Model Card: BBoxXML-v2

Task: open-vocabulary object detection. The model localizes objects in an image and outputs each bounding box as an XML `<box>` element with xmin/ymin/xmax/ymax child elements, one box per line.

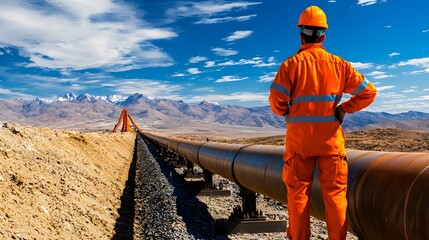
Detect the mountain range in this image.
<box><xmin>1</xmin><ymin>93</ymin><xmax>429</xmax><ymax>132</ymax></box>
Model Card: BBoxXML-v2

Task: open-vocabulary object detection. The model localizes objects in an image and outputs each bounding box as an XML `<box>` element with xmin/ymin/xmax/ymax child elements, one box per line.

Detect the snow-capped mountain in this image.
<box><xmin>0</xmin><ymin>93</ymin><xmax>429</xmax><ymax>131</ymax></box>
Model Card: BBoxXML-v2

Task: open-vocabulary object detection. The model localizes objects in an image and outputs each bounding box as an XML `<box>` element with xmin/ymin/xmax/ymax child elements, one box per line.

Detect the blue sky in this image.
<box><xmin>0</xmin><ymin>0</ymin><xmax>428</xmax><ymax>113</ymax></box>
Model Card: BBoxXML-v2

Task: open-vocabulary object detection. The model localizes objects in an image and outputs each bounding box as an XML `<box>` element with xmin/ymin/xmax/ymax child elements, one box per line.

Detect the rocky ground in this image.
<box><xmin>1</xmin><ymin>123</ymin><xmax>428</xmax><ymax>239</ymax></box>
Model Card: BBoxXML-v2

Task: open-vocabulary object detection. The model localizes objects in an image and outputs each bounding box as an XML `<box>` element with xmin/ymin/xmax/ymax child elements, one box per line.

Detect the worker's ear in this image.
<box><xmin>320</xmin><ymin>34</ymin><xmax>326</xmax><ymax>43</ymax></box>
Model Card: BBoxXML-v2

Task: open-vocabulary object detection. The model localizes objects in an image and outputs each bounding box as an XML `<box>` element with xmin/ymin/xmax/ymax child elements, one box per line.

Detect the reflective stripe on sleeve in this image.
<box><xmin>290</xmin><ymin>94</ymin><xmax>342</xmax><ymax>105</ymax></box>
<box><xmin>352</xmin><ymin>78</ymin><xmax>369</xmax><ymax>95</ymax></box>
<box><xmin>270</xmin><ymin>82</ymin><xmax>291</xmax><ymax>98</ymax></box>
<box><xmin>286</xmin><ymin>115</ymin><xmax>338</xmax><ymax>123</ymax></box>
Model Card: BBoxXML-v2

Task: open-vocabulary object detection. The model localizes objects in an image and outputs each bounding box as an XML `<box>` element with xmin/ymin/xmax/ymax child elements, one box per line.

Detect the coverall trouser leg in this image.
<box><xmin>282</xmin><ymin>152</ymin><xmax>348</xmax><ymax>240</ymax></box>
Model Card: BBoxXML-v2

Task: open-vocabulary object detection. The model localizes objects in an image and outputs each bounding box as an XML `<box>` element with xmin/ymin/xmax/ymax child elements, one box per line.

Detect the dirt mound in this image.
<box><xmin>0</xmin><ymin>123</ymin><xmax>135</xmax><ymax>239</ymax></box>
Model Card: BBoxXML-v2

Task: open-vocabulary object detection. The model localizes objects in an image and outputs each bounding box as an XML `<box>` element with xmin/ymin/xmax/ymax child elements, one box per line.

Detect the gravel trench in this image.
<box><xmin>132</xmin><ymin>134</ymin><xmax>358</xmax><ymax>239</ymax></box>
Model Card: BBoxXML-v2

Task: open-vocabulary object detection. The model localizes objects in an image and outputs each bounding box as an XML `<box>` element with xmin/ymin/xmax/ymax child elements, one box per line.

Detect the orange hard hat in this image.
<box><xmin>297</xmin><ymin>5</ymin><xmax>328</xmax><ymax>29</ymax></box>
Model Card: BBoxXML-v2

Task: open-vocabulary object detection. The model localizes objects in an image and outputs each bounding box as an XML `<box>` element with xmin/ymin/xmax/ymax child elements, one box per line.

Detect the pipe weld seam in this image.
<box><xmin>403</xmin><ymin>164</ymin><xmax>429</xmax><ymax>240</ymax></box>
<box><xmin>230</xmin><ymin>144</ymin><xmax>252</xmax><ymax>186</ymax></box>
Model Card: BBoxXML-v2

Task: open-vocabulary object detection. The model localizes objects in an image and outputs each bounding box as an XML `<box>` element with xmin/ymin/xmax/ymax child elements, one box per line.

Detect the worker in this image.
<box><xmin>269</xmin><ymin>5</ymin><xmax>377</xmax><ymax>240</ymax></box>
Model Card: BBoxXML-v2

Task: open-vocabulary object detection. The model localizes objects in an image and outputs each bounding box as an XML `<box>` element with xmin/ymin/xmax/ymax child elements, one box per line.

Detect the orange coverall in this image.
<box><xmin>269</xmin><ymin>43</ymin><xmax>377</xmax><ymax>240</ymax></box>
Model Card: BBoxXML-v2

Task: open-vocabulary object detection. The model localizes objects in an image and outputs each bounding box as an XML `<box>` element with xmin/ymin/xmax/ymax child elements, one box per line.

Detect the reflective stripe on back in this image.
<box><xmin>352</xmin><ymin>78</ymin><xmax>369</xmax><ymax>95</ymax></box>
<box><xmin>290</xmin><ymin>94</ymin><xmax>342</xmax><ymax>105</ymax></box>
<box><xmin>286</xmin><ymin>115</ymin><xmax>338</xmax><ymax>123</ymax></box>
<box><xmin>270</xmin><ymin>82</ymin><xmax>291</xmax><ymax>98</ymax></box>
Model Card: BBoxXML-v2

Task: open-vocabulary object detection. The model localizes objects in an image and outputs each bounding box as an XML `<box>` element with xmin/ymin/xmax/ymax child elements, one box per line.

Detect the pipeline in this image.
<box><xmin>142</xmin><ymin>132</ymin><xmax>429</xmax><ymax>240</ymax></box>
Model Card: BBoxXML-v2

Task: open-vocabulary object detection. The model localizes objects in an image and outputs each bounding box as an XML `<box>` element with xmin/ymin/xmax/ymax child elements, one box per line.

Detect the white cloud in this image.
<box><xmin>171</xmin><ymin>73</ymin><xmax>185</xmax><ymax>77</ymax></box>
<box><xmin>189</xmin><ymin>56</ymin><xmax>208</xmax><ymax>63</ymax></box>
<box><xmin>194</xmin><ymin>87</ymin><xmax>215</xmax><ymax>92</ymax></box>
<box><xmin>212</xmin><ymin>47</ymin><xmax>238</xmax><ymax>56</ymax></box>
<box><xmin>376</xmin><ymin>85</ymin><xmax>396</xmax><ymax>91</ymax></box>
<box><xmin>402</xmin><ymin>89</ymin><xmax>416</xmax><ymax>93</ymax></box>
<box><xmin>388</xmin><ymin>52</ymin><xmax>400</xmax><ymax>57</ymax></box>
<box><xmin>205</xmin><ymin>57</ymin><xmax>276</xmax><ymax>68</ymax></box>
<box><xmin>195</xmin><ymin>14</ymin><xmax>257</xmax><ymax>24</ymax></box>
<box><xmin>0</xmin><ymin>88</ymin><xmax>35</xmax><ymax>99</ymax></box>
<box><xmin>357</xmin><ymin>0</ymin><xmax>377</xmax><ymax>6</ymax></box>
<box><xmin>258</xmin><ymin>72</ymin><xmax>277</xmax><ymax>83</ymax></box>
<box><xmin>422</xmin><ymin>29</ymin><xmax>429</xmax><ymax>33</ymax></box>
<box><xmin>395</xmin><ymin>57</ymin><xmax>429</xmax><ymax>74</ymax></box>
<box><xmin>224</xmin><ymin>30</ymin><xmax>253</xmax><ymax>42</ymax></box>
<box><xmin>187</xmin><ymin>68</ymin><xmax>202</xmax><ymax>75</ymax></box>
<box><xmin>0</xmin><ymin>0</ymin><xmax>177</xmax><ymax>71</ymax></box>
<box><xmin>166</xmin><ymin>1</ymin><xmax>262</xmax><ymax>19</ymax></box>
<box><xmin>366</xmin><ymin>71</ymin><xmax>394</xmax><ymax>79</ymax></box>
<box><xmin>351</xmin><ymin>62</ymin><xmax>373</xmax><ymax>69</ymax></box>
<box><xmin>215</xmin><ymin>75</ymin><xmax>248</xmax><ymax>83</ymax></box>
<box><xmin>424</xmin><ymin>88</ymin><xmax>429</xmax><ymax>91</ymax></box>
<box><xmin>385</xmin><ymin>25</ymin><xmax>392</xmax><ymax>29</ymax></box>
<box><xmin>186</xmin><ymin>91</ymin><xmax>268</xmax><ymax>103</ymax></box>
<box><xmin>205</xmin><ymin>61</ymin><xmax>216</xmax><ymax>67</ymax></box>
<box><xmin>113</xmin><ymin>79</ymin><xmax>183</xmax><ymax>99</ymax></box>
<box><xmin>397</xmin><ymin>57</ymin><xmax>429</xmax><ymax>67</ymax></box>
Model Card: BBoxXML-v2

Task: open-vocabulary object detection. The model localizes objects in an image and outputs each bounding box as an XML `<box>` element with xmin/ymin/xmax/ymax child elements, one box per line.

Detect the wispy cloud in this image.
<box><xmin>388</xmin><ymin>52</ymin><xmax>400</xmax><ymax>57</ymax></box>
<box><xmin>377</xmin><ymin>85</ymin><xmax>396</xmax><ymax>91</ymax></box>
<box><xmin>205</xmin><ymin>57</ymin><xmax>276</xmax><ymax>68</ymax></box>
<box><xmin>112</xmin><ymin>79</ymin><xmax>183</xmax><ymax>99</ymax></box>
<box><xmin>195</xmin><ymin>14</ymin><xmax>257</xmax><ymax>24</ymax></box>
<box><xmin>215</xmin><ymin>75</ymin><xmax>249</xmax><ymax>83</ymax></box>
<box><xmin>194</xmin><ymin>87</ymin><xmax>215</xmax><ymax>92</ymax></box>
<box><xmin>0</xmin><ymin>72</ymin><xmax>109</xmax><ymax>97</ymax></box>
<box><xmin>171</xmin><ymin>73</ymin><xmax>186</xmax><ymax>77</ymax></box>
<box><xmin>224</xmin><ymin>30</ymin><xmax>253</xmax><ymax>42</ymax></box>
<box><xmin>357</xmin><ymin>0</ymin><xmax>377</xmax><ymax>6</ymax></box>
<box><xmin>258</xmin><ymin>72</ymin><xmax>277</xmax><ymax>83</ymax></box>
<box><xmin>422</xmin><ymin>29</ymin><xmax>429</xmax><ymax>33</ymax></box>
<box><xmin>396</xmin><ymin>57</ymin><xmax>429</xmax><ymax>67</ymax></box>
<box><xmin>0</xmin><ymin>88</ymin><xmax>34</xmax><ymax>100</ymax></box>
<box><xmin>350</xmin><ymin>62</ymin><xmax>374</xmax><ymax>69</ymax></box>
<box><xmin>0</xmin><ymin>0</ymin><xmax>177</xmax><ymax>71</ymax></box>
<box><xmin>166</xmin><ymin>1</ymin><xmax>262</xmax><ymax>20</ymax></box>
<box><xmin>186</xmin><ymin>91</ymin><xmax>268</xmax><ymax>103</ymax></box>
<box><xmin>189</xmin><ymin>56</ymin><xmax>208</xmax><ymax>63</ymax></box>
<box><xmin>395</xmin><ymin>57</ymin><xmax>429</xmax><ymax>74</ymax></box>
<box><xmin>212</xmin><ymin>47</ymin><xmax>238</xmax><ymax>56</ymax></box>
<box><xmin>366</xmin><ymin>71</ymin><xmax>395</xmax><ymax>79</ymax></box>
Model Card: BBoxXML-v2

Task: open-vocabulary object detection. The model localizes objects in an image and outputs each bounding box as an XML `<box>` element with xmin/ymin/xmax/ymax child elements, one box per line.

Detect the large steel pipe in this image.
<box><xmin>142</xmin><ymin>132</ymin><xmax>429</xmax><ymax>239</ymax></box>
<box><xmin>198</xmin><ymin>142</ymin><xmax>249</xmax><ymax>182</ymax></box>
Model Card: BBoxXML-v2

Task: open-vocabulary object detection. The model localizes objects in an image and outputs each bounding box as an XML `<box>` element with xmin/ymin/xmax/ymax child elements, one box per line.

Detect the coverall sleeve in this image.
<box><xmin>269</xmin><ymin>62</ymin><xmax>292</xmax><ymax>116</ymax></box>
<box><xmin>341</xmin><ymin>63</ymin><xmax>377</xmax><ymax>113</ymax></box>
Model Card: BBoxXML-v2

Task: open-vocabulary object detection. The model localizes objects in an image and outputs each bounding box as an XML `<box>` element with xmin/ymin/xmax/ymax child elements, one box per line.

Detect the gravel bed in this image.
<box><xmin>134</xmin><ymin>135</ymin><xmax>213</xmax><ymax>239</ymax></box>
<box><xmin>135</xmin><ymin>135</ymin><xmax>358</xmax><ymax>239</ymax></box>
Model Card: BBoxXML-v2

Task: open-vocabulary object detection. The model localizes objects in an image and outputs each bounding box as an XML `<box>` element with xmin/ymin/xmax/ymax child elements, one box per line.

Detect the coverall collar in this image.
<box><xmin>297</xmin><ymin>43</ymin><xmax>325</xmax><ymax>53</ymax></box>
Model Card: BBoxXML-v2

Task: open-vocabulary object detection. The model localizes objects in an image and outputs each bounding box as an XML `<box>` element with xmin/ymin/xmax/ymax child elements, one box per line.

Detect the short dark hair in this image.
<box><xmin>301</xmin><ymin>32</ymin><xmax>323</xmax><ymax>43</ymax></box>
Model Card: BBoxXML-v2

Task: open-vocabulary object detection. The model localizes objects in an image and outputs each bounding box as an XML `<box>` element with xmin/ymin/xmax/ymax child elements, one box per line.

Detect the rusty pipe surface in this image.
<box><xmin>142</xmin><ymin>132</ymin><xmax>429</xmax><ymax>239</ymax></box>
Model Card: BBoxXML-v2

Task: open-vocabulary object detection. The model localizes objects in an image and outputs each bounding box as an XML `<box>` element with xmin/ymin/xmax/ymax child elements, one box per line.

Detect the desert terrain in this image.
<box><xmin>0</xmin><ymin>123</ymin><xmax>428</xmax><ymax>239</ymax></box>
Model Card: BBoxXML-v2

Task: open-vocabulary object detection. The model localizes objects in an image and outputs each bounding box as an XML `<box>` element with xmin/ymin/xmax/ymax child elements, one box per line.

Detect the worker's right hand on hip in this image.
<box><xmin>335</xmin><ymin>105</ymin><xmax>346</xmax><ymax>124</ymax></box>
